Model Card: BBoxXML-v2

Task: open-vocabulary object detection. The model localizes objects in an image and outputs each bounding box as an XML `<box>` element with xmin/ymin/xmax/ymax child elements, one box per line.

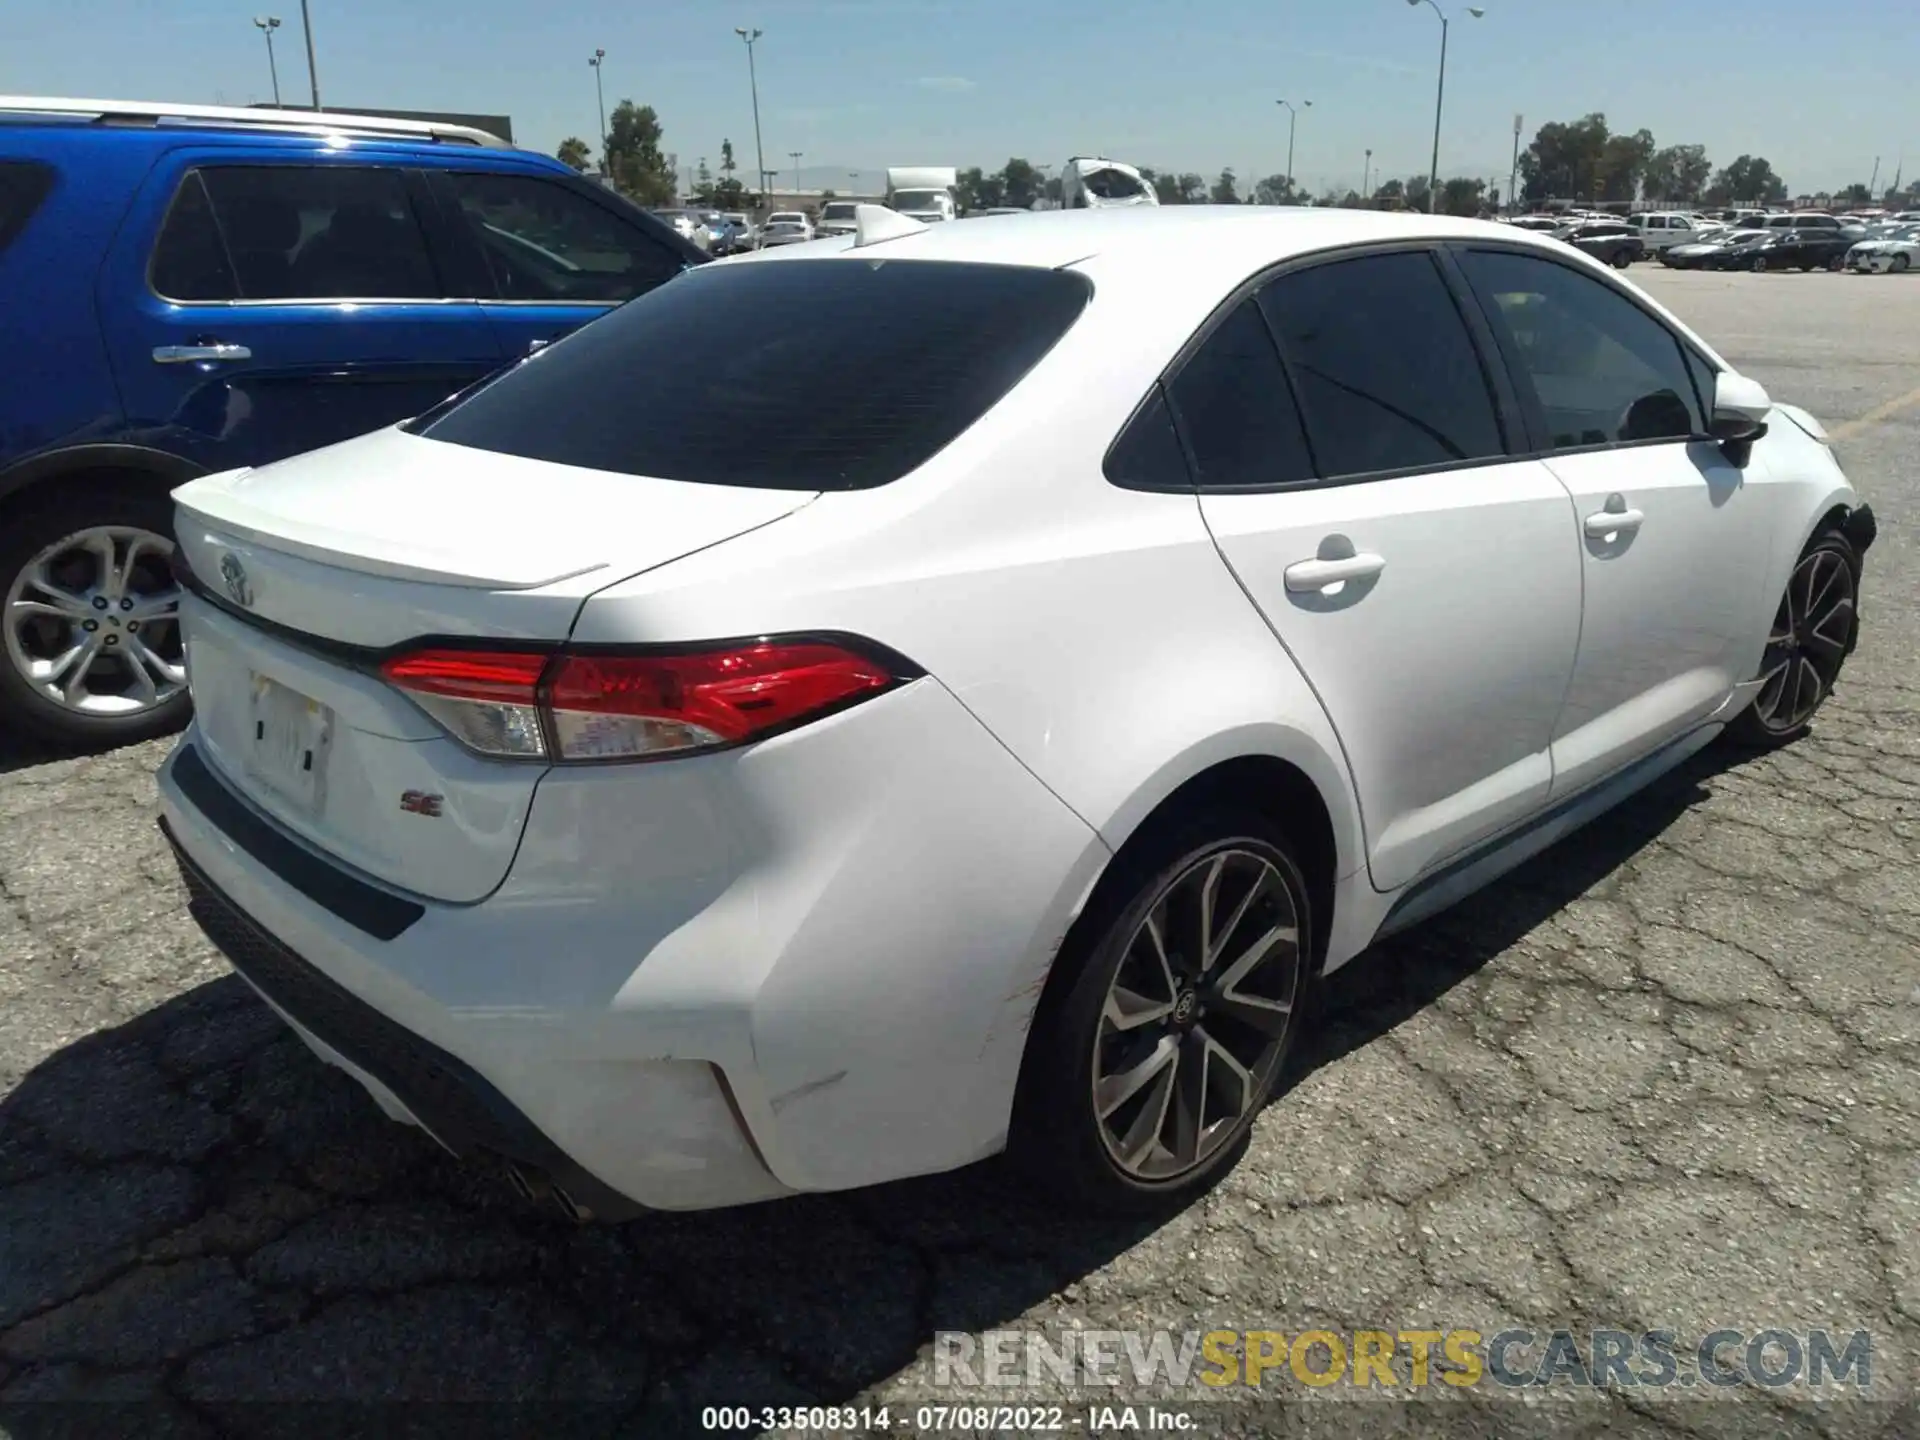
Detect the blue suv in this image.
<box><xmin>0</xmin><ymin>98</ymin><xmax>706</xmax><ymax>749</ymax></box>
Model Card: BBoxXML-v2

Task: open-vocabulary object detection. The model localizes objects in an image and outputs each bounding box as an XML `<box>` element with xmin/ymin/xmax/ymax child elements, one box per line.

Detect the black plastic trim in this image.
<box><xmin>1844</xmin><ymin>502</ymin><xmax>1877</xmax><ymax>556</ymax></box>
<box><xmin>170</xmin><ymin>743</ymin><xmax>425</xmax><ymax>940</ymax></box>
<box><xmin>162</xmin><ymin>825</ymin><xmax>647</xmax><ymax>1221</ymax></box>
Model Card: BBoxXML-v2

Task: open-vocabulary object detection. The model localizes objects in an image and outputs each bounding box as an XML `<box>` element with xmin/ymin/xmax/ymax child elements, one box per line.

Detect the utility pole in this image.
<box><xmin>1509</xmin><ymin>113</ymin><xmax>1523</xmax><ymax>215</ymax></box>
<box><xmin>589</xmin><ymin>50</ymin><xmax>609</xmax><ymax>179</ymax></box>
<box><xmin>253</xmin><ymin>16</ymin><xmax>283</xmax><ymax>107</ymax></box>
<box><xmin>789</xmin><ymin>151</ymin><xmax>804</xmax><ymax>201</ymax></box>
<box><xmin>1276</xmin><ymin>99</ymin><xmax>1312</xmax><ymax>203</ymax></box>
<box><xmin>1363</xmin><ymin>147</ymin><xmax>1372</xmax><ymax>202</ymax></box>
<box><xmin>299</xmin><ymin>0</ymin><xmax>321</xmax><ymax>110</ymax></box>
<box><xmin>735</xmin><ymin>28</ymin><xmax>768</xmax><ymax>206</ymax></box>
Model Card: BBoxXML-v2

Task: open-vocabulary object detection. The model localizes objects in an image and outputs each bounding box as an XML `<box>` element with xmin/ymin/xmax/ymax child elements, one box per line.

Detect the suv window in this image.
<box><xmin>413</xmin><ymin>259</ymin><xmax>1090</xmax><ymax>490</ymax></box>
<box><xmin>1258</xmin><ymin>250</ymin><xmax>1505</xmax><ymax>479</ymax></box>
<box><xmin>1164</xmin><ymin>299</ymin><xmax>1315</xmax><ymax>489</ymax></box>
<box><xmin>1457</xmin><ymin>248</ymin><xmax>1705</xmax><ymax>449</ymax></box>
<box><xmin>0</xmin><ymin>161</ymin><xmax>54</xmax><ymax>256</ymax></box>
<box><xmin>152</xmin><ymin>166</ymin><xmax>441</xmax><ymax>300</ymax></box>
<box><xmin>444</xmin><ymin>171</ymin><xmax>684</xmax><ymax>302</ymax></box>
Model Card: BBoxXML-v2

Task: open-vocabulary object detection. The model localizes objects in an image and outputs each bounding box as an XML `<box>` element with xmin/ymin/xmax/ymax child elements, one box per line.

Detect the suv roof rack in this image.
<box><xmin>0</xmin><ymin>96</ymin><xmax>513</xmax><ymax>150</ymax></box>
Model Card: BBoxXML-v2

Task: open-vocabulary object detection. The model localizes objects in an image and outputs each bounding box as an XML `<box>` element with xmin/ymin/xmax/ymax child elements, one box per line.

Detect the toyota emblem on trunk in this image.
<box><xmin>219</xmin><ymin>552</ymin><xmax>253</xmax><ymax>608</ymax></box>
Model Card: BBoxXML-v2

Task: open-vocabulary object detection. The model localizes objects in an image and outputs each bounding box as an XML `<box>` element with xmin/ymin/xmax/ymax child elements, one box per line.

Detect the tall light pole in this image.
<box><xmin>1363</xmin><ymin>147</ymin><xmax>1373</xmax><ymax>202</ymax></box>
<box><xmin>1508</xmin><ymin>113</ymin><xmax>1522</xmax><ymax>214</ymax></box>
<box><xmin>588</xmin><ymin>50</ymin><xmax>609</xmax><ymax>178</ymax></box>
<box><xmin>789</xmin><ymin>150</ymin><xmax>804</xmax><ymax>200</ymax></box>
<box><xmin>735</xmin><ymin>28</ymin><xmax>768</xmax><ymax>206</ymax></box>
<box><xmin>252</xmin><ymin>16</ymin><xmax>283</xmax><ymax>106</ymax></box>
<box><xmin>1406</xmin><ymin>0</ymin><xmax>1484</xmax><ymax>213</ymax></box>
<box><xmin>1276</xmin><ymin>99</ymin><xmax>1311</xmax><ymax>202</ymax></box>
<box><xmin>298</xmin><ymin>0</ymin><xmax>321</xmax><ymax>110</ymax></box>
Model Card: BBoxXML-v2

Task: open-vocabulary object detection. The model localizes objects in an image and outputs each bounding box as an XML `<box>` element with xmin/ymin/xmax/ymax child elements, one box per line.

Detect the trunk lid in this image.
<box><xmin>171</xmin><ymin>426</ymin><xmax>816</xmax><ymax>903</ymax></box>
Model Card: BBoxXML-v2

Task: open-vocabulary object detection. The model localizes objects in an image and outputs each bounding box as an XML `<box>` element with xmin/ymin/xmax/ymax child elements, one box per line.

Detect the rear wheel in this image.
<box><xmin>1611</xmin><ymin>248</ymin><xmax>1634</xmax><ymax>269</ymax></box>
<box><xmin>0</xmin><ymin>483</ymin><xmax>189</xmax><ymax>751</ymax></box>
<box><xmin>1894</xmin><ymin>254</ymin><xmax>1911</xmax><ymax>274</ymax></box>
<box><xmin>1010</xmin><ymin>811</ymin><xmax>1315</xmax><ymax>1214</ymax></box>
<box><xmin>1751</xmin><ymin>254</ymin><xmax>1770</xmax><ymax>272</ymax></box>
<box><xmin>1827</xmin><ymin>254</ymin><xmax>1846</xmax><ymax>272</ymax></box>
<box><xmin>1725</xmin><ymin>528</ymin><xmax>1860</xmax><ymax>750</ymax></box>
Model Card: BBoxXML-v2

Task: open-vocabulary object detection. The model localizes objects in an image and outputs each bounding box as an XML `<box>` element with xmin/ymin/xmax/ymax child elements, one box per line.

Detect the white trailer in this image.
<box><xmin>886</xmin><ymin>166</ymin><xmax>959</xmax><ymax>223</ymax></box>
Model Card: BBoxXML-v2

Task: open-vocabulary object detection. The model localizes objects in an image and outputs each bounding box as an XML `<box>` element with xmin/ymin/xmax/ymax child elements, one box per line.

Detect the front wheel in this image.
<box><xmin>1827</xmin><ymin>255</ymin><xmax>1846</xmax><ymax>272</ymax></box>
<box><xmin>1751</xmin><ymin>255</ymin><xmax>1770</xmax><ymax>272</ymax></box>
<box><xmin>1611</xmin><ymin>248</ymin><xmax>1634</xmax><ymax>269</ymax></box>
<box><xmin>1894</xmin><ymin>254</ymin><xmax>1911</xmax><ymax>274</ymax></box>
<box><xmin>1725</xmin><ymin>528</ymin><xmax>1861</xmax><ymax>750</ymax></box>
<box><xmin>1010</xmin><ymin>812</ymin><xmax>1315</xmax><ymax>1214</ymax></box>
<box><xmin>0</xmin><ymin>482</ymin><xmax>190</xmax><ymax>751</ymax></box>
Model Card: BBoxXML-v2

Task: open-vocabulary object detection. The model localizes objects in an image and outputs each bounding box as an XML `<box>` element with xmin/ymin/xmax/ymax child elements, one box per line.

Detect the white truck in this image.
<box><xmin>1061</xmin><ymin>156</ymin><xmax>1159</xmax><ymax>209</ymax></box>
<box><xmin>886</xmin><ymin>166</ymin><xmax>959</xmax><ymax>223</ymax></box>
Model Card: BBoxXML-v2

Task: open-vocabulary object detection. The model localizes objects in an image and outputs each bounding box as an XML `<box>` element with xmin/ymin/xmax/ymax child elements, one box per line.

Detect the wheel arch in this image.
<box><xmin>0</xmin><ymin>444</ymin><xmax>204</xmax><ymax>515</ymax></box>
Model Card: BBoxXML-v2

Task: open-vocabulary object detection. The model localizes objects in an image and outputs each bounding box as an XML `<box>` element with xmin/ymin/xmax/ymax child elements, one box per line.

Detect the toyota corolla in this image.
<box><xmin>159</xmin><ymin>205</ymin><xmax>1874</xmax><ymax>1219</ymax></box>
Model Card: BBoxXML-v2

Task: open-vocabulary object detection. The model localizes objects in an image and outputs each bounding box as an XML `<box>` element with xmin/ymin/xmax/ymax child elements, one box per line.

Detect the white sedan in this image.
<box><xmin>1845</xmin><ymin>224</ymin><xmax>1920</xmax><ymax>273</ymax></box>
<box><xmin>158</xmin><ymin>205</ymin><xmax>1875</xmax><ymax>1219</ymax></box>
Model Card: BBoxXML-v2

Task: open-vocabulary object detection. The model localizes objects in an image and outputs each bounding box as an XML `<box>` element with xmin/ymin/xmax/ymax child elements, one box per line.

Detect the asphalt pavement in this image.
<box><xmin>1</xmin><ymin>267</ymin><xmax>1916</xmax><ymax>1439</ymax></box>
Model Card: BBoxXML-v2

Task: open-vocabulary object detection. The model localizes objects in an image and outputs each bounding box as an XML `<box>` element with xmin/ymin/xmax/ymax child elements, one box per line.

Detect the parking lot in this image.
<box><xmin>1</xmin><ymin>267</ymin><xmax>1916</xmax><ymax>1435</ymax></box>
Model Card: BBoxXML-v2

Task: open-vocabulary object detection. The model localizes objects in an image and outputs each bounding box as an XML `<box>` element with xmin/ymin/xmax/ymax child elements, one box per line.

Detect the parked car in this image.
<box><xmin>757</xmin><ymin>220</ymin><xmax>813</xmax><ymax>248</ymax></box>
<box><xmin>815</xmin><ymin>200</ymin><xmax>860</xmax><ymax>238</ymax></box>
<box><xmin>717</xmin><ymin>211</ymin><xmax>758</xmax><ymax>251</ymax></box>
<box><xmin>0</xmin><ymin>95</ymin><xmax>706</xmax><ymax>748</ymax></box>
<box><xmin>1845</xmin><ymin>223</ymin><xmax>1920</xmax><ymax>274</ymax></box>
<box><xmin>1658</xmin><ymin>227</ymin><xmax>1763</xmax><ymax>268</ymax></box>
<box><xmin>650</xmin><ymin>208</ymin><xmax>711</xmax><ymax>252</ymax></box>
<box><xmin>1504</xmin><ymin>215</ymin><xmax>1563</xmax><ymax>232</ymax></box>
<box><xmin>1728</xmin><ymin>227</ymin><xmax>1854</xmax><ymax>272</ymax></box>
<box><xmin>157</xmin><ymin>207</ymin><xmax>1872</xmax><ymax>1218</ymax></box>
<box><xmin>764</xmin><ymin>210</ymin><xmax>814</xmax><ymax>239</ymax></box>
<box><xmin>1553</xmin><ymin>219</ymin><xmax>1643</xmax><ymax>268</ymax></box>
<box><xmin>1630</xmin><ymin>211</ymin><xmax>1719</xmax><ymax>251</ymax></box>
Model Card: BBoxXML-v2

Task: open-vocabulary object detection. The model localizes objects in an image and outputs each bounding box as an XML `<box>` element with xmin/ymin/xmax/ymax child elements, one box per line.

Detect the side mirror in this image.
<box><xmin>1710</xmin><ymin>371</ymin><xmax>1771</xmax><ymax>444</ymax></box>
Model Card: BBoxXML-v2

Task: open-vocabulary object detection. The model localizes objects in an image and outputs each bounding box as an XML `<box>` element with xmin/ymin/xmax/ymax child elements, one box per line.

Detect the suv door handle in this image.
<box><xmin>153</xmin><ymin>343</ymin><xmax>252</xmax><ymax>365</ymax></box>
<box><xmin>1584</xmin><ymin>506</ymin><xmax>1645</xmax><ymax>537</ymax></box>
<box><xmin>1283</xmin><ymin>552</ymin><xmax>1387</xmax><ymax>593</ymax></box>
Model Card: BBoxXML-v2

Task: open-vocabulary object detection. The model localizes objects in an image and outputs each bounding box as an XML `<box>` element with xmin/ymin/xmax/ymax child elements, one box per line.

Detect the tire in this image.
<box><xmin>1724</xmin><ymin>526</ymin><xmax>1861</xmax><ymax>751</ymax></box>
<box><xmin>1827</xmin><ymin>255</ymin><xmax>1845</xmax><ymax>272</ymax></box>
<box><xmin>1009</xmin><ymin>808</ymin><xmax>1317</xmax><ymax>1215</ymax></box>
<box><xmin>1751</xmin><ymin>255</ymin><xmax>1769</xmax><ymax>272</ymax></box>
<box><xmin>0</xmin><ymin>480</ymin><xmax>190</xmax><ymax>751</ymax></box>
<box><xmin>1894</xmin><ymin>254</ymin><xmax>1911</xmax><ymax>274</ymax></box>
<box><xmin>1611</xmin><ymin>248</ymin><xmax>1633</xmax><ymax>269</ymax></box>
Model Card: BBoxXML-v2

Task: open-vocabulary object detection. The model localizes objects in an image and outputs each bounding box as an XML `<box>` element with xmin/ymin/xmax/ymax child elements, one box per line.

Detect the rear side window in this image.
<box><xmin>1104</xmin><ymin>387</ymin><xmax>1192</xmax><ymax>490</ymax></box>
<box><xmin>152</xmin><ymin>166</ymin><xmax>441</xmax><ymax>300</ymax></box>
<box><xmin>413</xmin><ymin>259</ymin><xmax>1090</xmax><ymax>490</ymax></box>
<box><xmin>1258</xmin><ymin>251</ymin><xmax>1506</xmax><ymax>480</ymax></box>
<box><xmin>443</xmin><ymin>171</ymin><xmax>685</xmax><ymax>301</ymax></box>
<box><xmin>1164</xmin><ymin>299</ymin><xmax>1315</xmax><ymax>489</ymax></box>
<box><xmin>0</xmin><ymin>161</ymin><xmax>54</xmax><ymax>256</ymax></box>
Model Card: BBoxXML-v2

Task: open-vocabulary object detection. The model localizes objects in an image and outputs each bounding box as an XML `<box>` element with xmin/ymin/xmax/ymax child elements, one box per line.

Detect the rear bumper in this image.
<box><xmin>157</xmin><ymin>676</ymin><xmax>1107</xmax><ymax>1213</ymax></box>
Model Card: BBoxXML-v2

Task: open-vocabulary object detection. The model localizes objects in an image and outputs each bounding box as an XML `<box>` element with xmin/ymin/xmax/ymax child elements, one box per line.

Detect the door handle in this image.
<box><xmin>1584</xmin><ymin>507</ymin><xmax>1645</xmax><ymax>537</ymax></box>
<box><xmin>153</xmin><ymin>343</ymin><xmax>252</xmax><ymax>365</ymax></box>
<box><xmin>1283</xmin><ymin>552</ymin><xmax>1387</xmax><ymax>593</ymax></box>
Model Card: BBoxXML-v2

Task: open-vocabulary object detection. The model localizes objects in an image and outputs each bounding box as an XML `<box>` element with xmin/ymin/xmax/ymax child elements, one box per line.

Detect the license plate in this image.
<box><xmin>245</xmin><ymin>673</ymin><xmax>334</xmax><ymax>815</ymax></box>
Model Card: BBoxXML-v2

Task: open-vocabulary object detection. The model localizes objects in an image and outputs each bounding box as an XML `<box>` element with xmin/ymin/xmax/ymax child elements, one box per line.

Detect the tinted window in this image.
<box><xmin>150</xmin><ymin>171</ymin><xmax>240</xmax><ymax>300</ymax></box>
<box><xmin>1259</xmin><ymin>251</ymin><xmax>1505</xmax><ymax>479</ymax></box>
<box><xmin>0</xmin><ymin>161</ymin><xmax>54</xmax><ymax>256</ymax></box>
<box><xmin>1105</xmin><ymin>387</ymin><xmax>1192</xmax><ymax>490</ymax></box>
<box><xmin>445</xmin><ymin>171</ymin><xmax>684</xmax><ymax>302</ymax></box>
<box><xmin>414</xmin><ymin>259</ymin><xmax>1089</xmax><ymax>490</ymax></box>
<box><xmin>193</xmin><ymin>166</ymin><xmax>441</xmax><ymax>299</ymax></box>
<box><xmin>1165</xmin><ymin>300</ymin><xmax>1315</xmax><ymax>489</ymax></box>
<box><xmin>1683</xmin><ymin>347</ymin><xmax>1719</xmax><ymax>419</ymax></box>
<box><xmin>1458</xmin><ymin>248</ymin><xmax>1705</xmax><ymax>449</ymax></box>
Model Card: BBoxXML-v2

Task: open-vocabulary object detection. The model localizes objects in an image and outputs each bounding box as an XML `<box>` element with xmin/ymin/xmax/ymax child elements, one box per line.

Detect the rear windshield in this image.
<box><xmin>412</xmin><ymin>258</ymin><xmax>1092</xmax><ymax>490</ymax></box>
<box><xmin>0</xmin><ymin>161</ymin><xmax>55</xmax><ymax>256</ymax></box>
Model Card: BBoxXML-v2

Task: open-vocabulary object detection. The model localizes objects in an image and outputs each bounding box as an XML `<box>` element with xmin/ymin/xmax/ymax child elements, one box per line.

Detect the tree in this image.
<box><xmin>1439</xmin><ymin>176</ymin><xmax>1486</xmax><ymax>216</ymax></box>
<box><xmin>1339</xmin><ymin>189</ymin><xmax>1364</xmax><ymax>208</ymax></box>
<box><xmin>999</xmin><ymin>158</ymin><xmax>1041</xmax><ymax>209</ymax></box>
<box><xmin>1209</xmin><ymin>168</ymin><xmax>1240</xmax><ymax>205</ymax></box>
<box><xmin>695</xmin><ymin>157</ymin><xmax>713</xmax><ymax>200</ymax></box>
<box><xmin>1597</xmin><ymin>128</ymin><xmax>1655</xmax><ymax>202</ymax></box>
<box><xmin>1837</xmin><ymin>182</ymin><xmax>1872</xmax><ymax>205</ymax></box>
<box><xmin>1517</xmin><ymin>113</ymin><xmax>1611</xmax><ymax>203</ymax></box>
<box><xmin>720</xmin><ymin>139</ymin><xmax>738</xmax><ymax>183</ymax></box>
<box><xmin>1149</xmin><ymin>169</ymin><xmax>1183</xmax><ymax>204</ymax></box>
<box><xmin>1643</xmin><ymin>143</ymin><xmax>1711</xmax><ymax>204</ymax></box>
<box><xmin>1251</xmin><ymin>173</ymin><xmax>1296</xmax><ymax>205</ymax></box>
<box><xmin>1373</xmin><ymin>177</ymin><xmax>1405</xmax><ymax>209</ymax></box>
<box><xmin>556</xmin><ymin>137</ymin><xmax>592</xmax><ymax>173</ymax></box>
<box><xmin>604</xmin><ymin>100</ymin><xmax>675</xmax><ymax>206</ymax></box>
<box><xmin>1707</xmin><ymin>154</ymin><xmax>1787</xmax><ymax>206</ymax></box>
<box><xmin>955</xmin><ymin>166</ymin><xmax>1004</xmax><ymax>212</ymax></box>
<box><xmin>1177</xmin><ymin>173</ymin><xmax>1207</xmax><ymax>205</ymax></box>
<box><xmin>1405</xmin><ymin>173</ymin><xmax>1432</xmax><ymax>209</ymax></box>
<box><xmin>1043</xmin><ymin>175</ymin><xmax>1063</xmax><ymax>207</ymax></box>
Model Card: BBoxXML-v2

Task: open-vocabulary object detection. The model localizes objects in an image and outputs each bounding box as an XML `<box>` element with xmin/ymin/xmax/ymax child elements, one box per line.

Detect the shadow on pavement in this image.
<box><xmin>0</xmin><ymin>749</ymin><xmax>1729</xmax><ymax>1433</ymax></box>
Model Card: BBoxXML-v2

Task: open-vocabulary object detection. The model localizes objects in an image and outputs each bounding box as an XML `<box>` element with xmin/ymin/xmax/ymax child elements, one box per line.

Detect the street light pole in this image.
<box><xmin>1407</xmin><ymin>0</ymin><xmax>1484</xmax><ymax>213</ymax></box>
<box><xmin>253</xmin><ymin>16</ymin><xmax>283</xmax><ymax>107</ymax></box>
<box><xmin>789</xmin><ymin>150</ymin><xmax>803</xmax><ymax>201</ymax></box>
<box><xmin>1276</xmin><ymin>99</ymin><xmax>1312</xmax><ymax>203</ymax></box>
<box><xmin>1363</xmin><ymin>147</ymin><xmax>1372</xmax><ymax>201</ymax></box>
<box><xmin>298</xmin><ymin>0</ymin><xmax>321</xmax><ymax>110</ymax></box>
<box><xmin>589</xmin><ymin>50</ymin><xmax>609</xmax><ymax>179</ymax></box>
<box><xmin>735</xmin><ymin>28</ymin><xmax>768</xmax><ymax>206</ymax></box>
<box><xmin>1509</xmin><ymin>113</ymin><xmax>1522</xmax><ymax>214</ymax></box>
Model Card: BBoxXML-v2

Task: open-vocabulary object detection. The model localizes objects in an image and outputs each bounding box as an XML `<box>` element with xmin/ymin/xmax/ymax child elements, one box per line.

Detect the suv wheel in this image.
<box><xmin>1611</xmin><ymin>248</ymin><xmax>1634</xmax><ymax>269</ymax></box>
<box><xmin>0</xmin><ymin>483</ymin><xmax>190</xmax><ymax>751</ymax></box>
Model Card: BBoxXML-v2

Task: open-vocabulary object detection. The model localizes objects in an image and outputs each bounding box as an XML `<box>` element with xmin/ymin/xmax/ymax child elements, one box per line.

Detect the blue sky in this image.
<box><xmin>6</xmin><ymin>0</ymin><xmax>1913</xmax><ymax>199</ymax></box>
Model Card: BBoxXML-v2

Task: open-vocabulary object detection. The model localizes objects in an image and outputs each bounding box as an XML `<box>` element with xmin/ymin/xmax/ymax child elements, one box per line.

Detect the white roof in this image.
<box><xmin>0</xmin><ymin>95</ymin><xmax>512</xmax><ymax>149</ymax></box>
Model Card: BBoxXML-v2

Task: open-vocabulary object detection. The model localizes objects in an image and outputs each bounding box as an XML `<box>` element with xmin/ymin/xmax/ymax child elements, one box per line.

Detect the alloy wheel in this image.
<box><xmin>1091</xmin><ymin>847</ymin><xmax>1302</xmax><ymax>1182</ymax></box>
<box><xmin>1751</xmin><ymin>547</ymin><xmax>1854</xmax><ymax>734</ymax></box>
<box><xmin>3</xmin><ymin>526</ymin><xmax>186</xmax><ymax>716</ymax></box>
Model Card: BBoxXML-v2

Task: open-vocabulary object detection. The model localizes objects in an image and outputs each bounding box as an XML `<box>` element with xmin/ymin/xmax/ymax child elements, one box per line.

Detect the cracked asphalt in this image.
<box><xmin>2</xmin><ymin>269</ymin><xmax>1917</xmax><ymax>1439</ymax></box>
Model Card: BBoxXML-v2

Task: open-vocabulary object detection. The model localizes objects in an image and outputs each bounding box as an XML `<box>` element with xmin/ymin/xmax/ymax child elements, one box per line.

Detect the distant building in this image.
<box><xmin>250</xmin><ymin>103</ymin><xmax>512</xmax><ymax>143</ymax></box>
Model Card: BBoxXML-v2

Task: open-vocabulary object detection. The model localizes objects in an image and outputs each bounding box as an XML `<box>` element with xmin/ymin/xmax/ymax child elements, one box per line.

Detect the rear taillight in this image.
<box><xmin>378</xmin><ymin>637</ymin><xmax>913</xmax><ymax>763</ymax></box>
